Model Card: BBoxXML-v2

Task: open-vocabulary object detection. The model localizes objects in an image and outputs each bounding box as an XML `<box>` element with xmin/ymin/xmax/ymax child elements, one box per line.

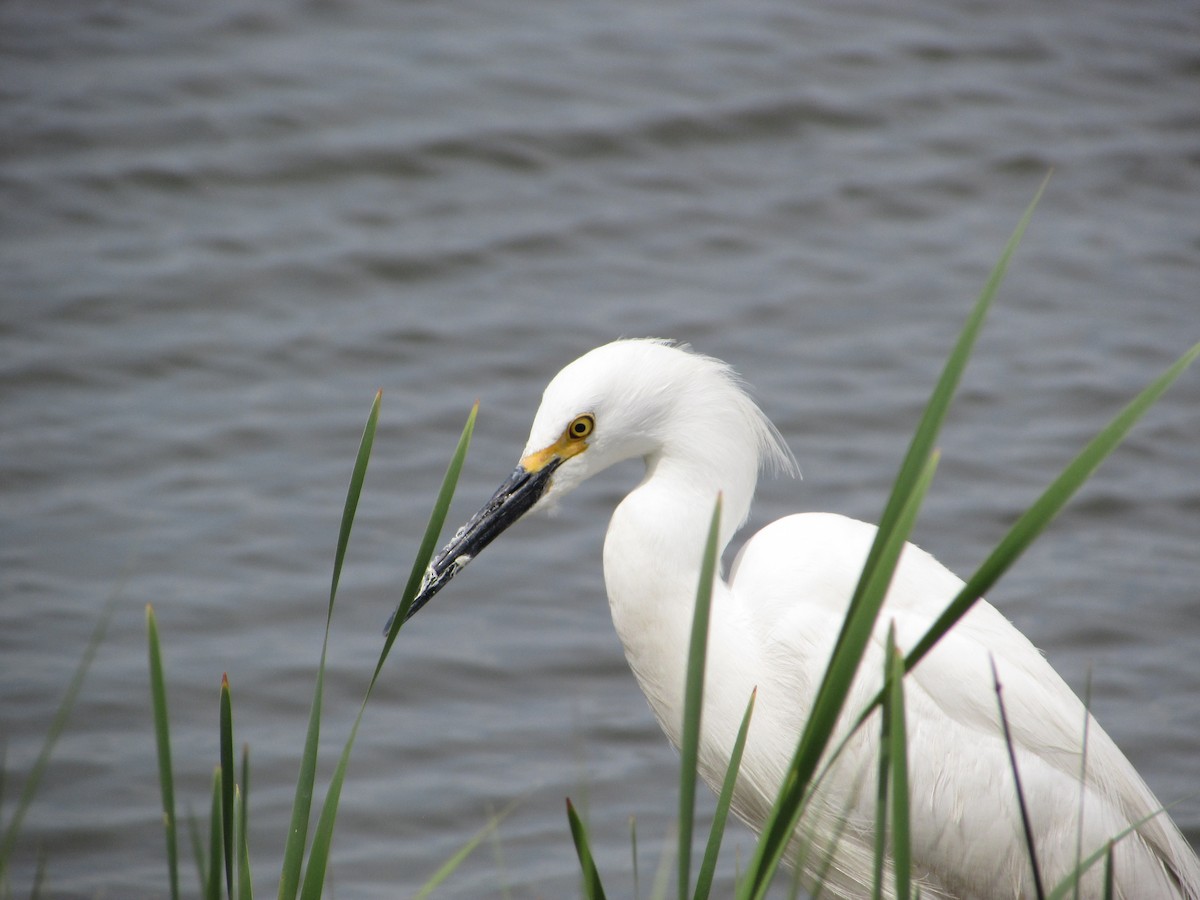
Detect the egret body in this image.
<box><xmin>398</xmin><ymin>338</ymin><xmax>1199</xmax><ymax>899</ymax></box>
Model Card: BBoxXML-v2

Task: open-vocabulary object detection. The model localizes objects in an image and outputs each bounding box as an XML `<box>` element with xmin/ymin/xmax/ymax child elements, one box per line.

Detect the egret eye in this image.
<box><xmin>567</xmin><ymin>414</ymin><xmax>594</xmax><ymax>440</ymax></box>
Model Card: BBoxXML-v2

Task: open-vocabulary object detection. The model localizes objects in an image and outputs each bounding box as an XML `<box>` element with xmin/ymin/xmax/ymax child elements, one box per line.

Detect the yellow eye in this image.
<box><xmin>567</xmin><ymin>414</ymin><xmax>594</xmax><ymax>440</ymax></box>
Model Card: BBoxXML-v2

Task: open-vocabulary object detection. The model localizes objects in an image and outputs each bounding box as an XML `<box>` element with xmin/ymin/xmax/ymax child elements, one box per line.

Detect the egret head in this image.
<box><xmin>388</xmin><ymin>338</ymin><xmax>793</xmax><ymax>626</ymax></box>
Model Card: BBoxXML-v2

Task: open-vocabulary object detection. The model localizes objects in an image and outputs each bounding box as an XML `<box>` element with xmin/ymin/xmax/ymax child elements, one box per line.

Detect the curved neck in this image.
<box><xmin>602</xmin><ymin>447</ymin><xmax>757</xmax><ymax>748</ymax></box>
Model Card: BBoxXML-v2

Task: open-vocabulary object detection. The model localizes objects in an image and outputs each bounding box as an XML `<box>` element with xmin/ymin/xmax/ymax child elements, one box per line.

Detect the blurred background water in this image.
<box><xmin>2</xmin><ymin>0</ymin><xmax>1198</xmax><ymax>896</ymax></box>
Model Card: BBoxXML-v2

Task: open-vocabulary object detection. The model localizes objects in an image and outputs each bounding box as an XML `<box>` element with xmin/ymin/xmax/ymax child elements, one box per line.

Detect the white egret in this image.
<box><xmin>398</xmin><ymin>338</ymin><xmax>1200</xmax><ymax>899</ymax></box>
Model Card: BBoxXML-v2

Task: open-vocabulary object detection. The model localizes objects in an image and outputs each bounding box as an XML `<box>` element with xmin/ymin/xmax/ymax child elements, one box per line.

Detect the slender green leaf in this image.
<box><xmin>630</xmin><ymin>816</ymin><xmax>640</xmax><ymax>900</ymax></box>
<box><xmin>276</xmin><ymin>653</ymin><xmax>323</xmax><ymax>900</ymax></box>
<box><xmin>678</xmin><ymin>495</ymin><xmax>723</xmax><ymax>900</ymax></box>
<box><xmin>566</xmin><ymin>798</ymin><xmax>608</xmax><ymax>900</ymax></box>
<box><xmin>742</xmin><ymin>451</ymin><xmax>940</xmax><ymax>899</ymax></box>
<box><xmin>819</xmin><ymin>340</ymin><xmax>1200</xmax><ymax>817</ymax></box>
<box><xmin>413</xmin><ymin>802</ymin><xmax>516</xmax><ymax>900</ymax></box>
<box><xmin>239</xmin><ymin>746</ymin><xmax>251</xmax><ymax>900</ymax></box>
<box><xmin>188</xmin><ymin>809</ymin><xmax>206</xmax><ymax>898</ymax></box>
<box><xmin>991</xmin><ymin>656</ymin><xmax>1044</xmax><ymax>900</ymax></box>
<box><xmin>297</xmin><ymin>729</ymin><xmax>356</xmax><ymax>900</ymax></box>
<box><xmin>886</xmin><ymin>629</ymin><xmax>911</xmax><ymax>900</ymax></box>
<box><xmin>330</xmin><ymin>389</ymin><xmax>381</xmax><ymax>613</ymax></box>
<box><xmin>741</xmin><ymin>183</ymin><xmax>1049</xmax><ymax>899</ymax></box>
<box><xmin>872</xmin><ymin>634</ymin><xmax>893</xmax><ymax>900</ymax></box>
<box><xmin>220</xmin><ymin>675</ymin><xmax>234</xmax><ymax>899</ymax></box>
<box><xmin>695</xmin><ymin>688</ymin><xmax>756</xmax><ymax>900</ymax></box>
<box><xmin>207</xmin><ymin>768</ymin><xmax>223</xmax><ymax>900</ymax></box>
<box><xmin>831</xmin><ymin>175</ymin><xmax>1048</xmax><ymax>675</ymax></box>
<box><xmin>146</xmin><ymin>604</ymin><xmax>180</xmax><ymax>900</ymax></box>
<box><xmin>0</xmin><ymin>592</ymin><xmax>115</xmax><ymax>871</ymax></box>
<box><xmin>32</xmin><ymin>848</ymin><xmax>48</xmax><ymax>899</ymax></box>
<box><xmin>295</xmin><ymin>405</ymin><xmax>477</xmax><ymax>898</ymax></box>
<box><xmin>904</xmin><ymin>341</ymin><xmax>1200</xmax><ymax>675</ymax></box>
<box><xmin>278</xmin><ymin>392</ymin><xmax>382</xmax><ymax>900</ymax></box>
<box><xmin>236</xmin><ymin>784</ymin><xmax>253</xmax><ymax>900</ymax></box>
<box><xmin>381</xmin><ymin>401</ymin><xmax>479</xmax><ymax>657</ymax></box>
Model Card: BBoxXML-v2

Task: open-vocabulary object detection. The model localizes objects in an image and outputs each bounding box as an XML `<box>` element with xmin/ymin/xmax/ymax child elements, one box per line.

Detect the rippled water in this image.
<box><xmin>3</xmin><ymin>1</ymin><xmax>1198</xmax><ymax>896</ymax></box>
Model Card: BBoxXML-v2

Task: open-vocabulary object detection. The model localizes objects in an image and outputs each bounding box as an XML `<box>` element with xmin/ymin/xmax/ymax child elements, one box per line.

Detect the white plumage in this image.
<box><xmin>405</xmin><ymin>338</ymin><xmax>1200</xmax><ymax>899</ymax></box>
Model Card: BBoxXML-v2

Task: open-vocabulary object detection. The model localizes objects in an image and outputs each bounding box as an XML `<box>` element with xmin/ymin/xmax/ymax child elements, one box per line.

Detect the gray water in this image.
<box><xmin>3</xmin><ymin>1</ymin><xmax>1198</xmax><ymax>896</ymax></box>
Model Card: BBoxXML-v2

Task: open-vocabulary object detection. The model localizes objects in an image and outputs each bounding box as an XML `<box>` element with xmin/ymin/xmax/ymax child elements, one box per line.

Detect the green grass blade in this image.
<box><xmin>29</xmin><ymin>846</ymin><xmax>48</xmax><ymax>900</ymax></box>
<box><xmin>837</xmin><ymin>176</ymin><xmax>1046</xmax><ymax>658</ymax></box>
<box><xmin>695</xmin><ymin>688</ymin><xmax>756</xmax><ymax>900</ymax></box>
<box><xmin>741</xmin><ymin>183</ymin><xmax>1047</xmax><ymax>900</ymax></box>
<box><xmin>276</xmin><ymin>647</ymin><xmax>324</xmax><ymax>898</ymax></box>
<box><xmin>278</xmin><ymin>392</ymin><xmax>382</xmax><ymax>900</ymax></box>
<box><xmin>220</xmin><ymin>675</ymin><xmax>234</xmax><ymax>899</ymax></box>
<box><xmin>146</xmin><ymin>604</ymin><xmax>181</xmax><ymax>900</ymax></box>
<box><xmin>236</xmin><ymin>784</ymin><xmax>253</xmax><ymax>900</ymax></box>
<box><xmin>819</xmin><ymin>340</ymin><xmax>1200</xmax><ymax>812</ymax></box>
<box><xmin>1045</xmin><ymin>807</ymin><xmax>1168</xmax><ymax>900</ymax></box>
<box><xmin>239</xmin><ymin>745</ymin><xmax>251</xmax><ymax>900</ymax></box>
<box><xmin>872</xmin><ymin>631</ymin><xmax>894</xmax><ymax>900</ymax></box>
<box><xmin>678</xmin><ymin>496</ymin><xmax>723</xmax><ymax>900</ymax></box>
<box><xmin>381</xmin><ymin>401</ymin><xmax>479</xmax><ymax>655</ymax></box>
<box><xmin>991</xmin><ymin>656</ymin><xmax>1044</xmax><ymax>900</ymax></box>
<box><xmin>295</xmin><ymin>404</ymin><xmax>477</xmax><ymax>898</ymax></box>
<box><xmin>742</xmin><ymin>451</ymin><xmax>940</xmax><ymax>899</ymax></box>
<box><xmin>566</xmin><ymin>798</ymin><xmax>608</xmax><ymax>900</ymax></box>
<box><xmin>297</xmin><ymin>729</ymin><xmax>356</xmax><ymax>900</ymax></box>
<box><xmin>330</xmin><ymin>389</ymin><xmax>381</xmax><ymax>617</ymax></box>
<box><xmin>903</xmin><ymin>340</ymin><xmax>1200</xmax><ymax>674</ymax></box>
<box><xmin>207</xmin><ymin>768</ymin><xmax>223</xmax><ymax>900</ymax></box>
<box><xmin>886</xmin><ymin>629</ymin><xmax>911</xmax><ymax>900</ymax></box>
<box><xmin>630</xmin><ymin>816</ymin><xmax>640</xmax><ymax>900</ymax></box>
<box><xmin>413</xmin><ymin>802</ymin><xmax>516</xmax><ymax>900</ymax></box>
<box><xmin>0</xmin><ymin>591</ymin><xmax>116</xmax><ymax>869</ymax></box>
<box><xmin>187</xmin><ymin>809</ymin><xmax>206</xmax><ymax>898</ymax></box>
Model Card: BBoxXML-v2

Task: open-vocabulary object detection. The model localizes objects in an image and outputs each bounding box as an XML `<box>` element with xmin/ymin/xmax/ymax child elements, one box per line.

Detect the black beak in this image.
<box><xmin>385</xmin><ymin>458</ymin><xmax>562</xmax><ymax>632</ymax></box>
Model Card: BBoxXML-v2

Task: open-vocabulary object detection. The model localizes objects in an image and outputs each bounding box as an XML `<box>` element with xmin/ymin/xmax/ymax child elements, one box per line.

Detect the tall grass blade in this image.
<box><xmin>296</xmin><ymin>733</ymin><xmax>353</xmax><ymax>900</ymax></box>
<box><xmin>236</xmin><ymin>785</ymin><xmax>253</xmax><ymax>900</ymax></box>
<box><xmin>0</xmin><ymin>592</ymin><xmax>116</xmax><ymax>872</ymax></box>
<box><xmin>678</xmin><ymin>495</ymin><xmax>723</xmax><ymax>900</ymax></box>
<box><xmin>740</xmin><ymin>182</ymin><xmax>1047</xmax><ymax>899</ymax></box>
<box><xmin>903</xmin><ymin>339</ymin><xmax>1200</xmax><ymax>674</ymax></box>
<box><xmin>1045</xmin><ymin>809</ymin><xmax>1164</xmax><ymax>900</ymax></box>
<box><xmin>298</xmin><ymin>405</ymin><xmax>476</xmax><ymax>898</ymax></box>
<box><xmin>219</xmin><ymin>675</ymin><xmax>234</xmax><ymax>898</ymax></box>
<box><xmin>566</xmin><ymin>798</ymin><xmax>608</xmax><ymax>900</ymax></box>
<box><xmin>695</xmin><ymin>688</ymin><xmax>756</xmax><ymax>900</ymax></box>
<box><xmin>330</xmin><ymin>389</ymin><xmax>381</xmax><ymax>615</ymax></box>
<box><xmin>630</xmin><ymin>816</ymin><xmax>640</xmax><ymax>900</ymax></box>
<box><xmin>818</xmin><ymin>340</ymin><xmax>1200</xmax><ymax>828</ymax></box>
<box><xmin>886</xmin><ymin>629</ymin><xmax>911</xmax><ymax>900</ymax></box>
<box><xmin>278</xmin><ymin>391</ymin><xmax>381</xmax><ymax>900</ymax></box>
<box><xmin>382</xmin><ymin>401</ymin><xmax>479</xmax><ymax>647</ymax></box>
<box><xmin>872</xmin><ymin>631</ymin><xmax>894</xmax><ymax>900</ymax></box>
<box><xmin>239</xmin><ymin>746</ymin><xmax>251</xmax><ymax>900</ymax></box>
<box><xmin>146</xmin><ymin>604</ymin><xmax>181</xmax><ymax>900</ymax></box>
<box><xmin>741</xmin><ymin>451</ymin><xmax>940</xmax><ymax>899</ymax></box>
<box><xmin>413</xmin><ymin>802</ymin><xmax>515</xmax><ymax>900</ymax></box>
<box><xmin>991</xmin><ymin>657</ymin><xmax>1044</xmax><ymax>900</ymax></box>
<box><xmin>838</xmin><ymin>175</ymin><xmax>1047</xmax><ymax>661</ymax></box>
<box><xmin>207</xmin><ymin>768</ymin><xmax>223</xmax><ymax>900</ymax></box>
<box><xmin>187</xmin><ymin>810</ymin><xmax>206</xmax><ymax>897</ymax></box>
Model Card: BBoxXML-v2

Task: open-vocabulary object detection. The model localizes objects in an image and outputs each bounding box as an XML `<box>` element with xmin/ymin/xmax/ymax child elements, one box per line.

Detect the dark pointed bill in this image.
<box><xmin>384</xmin><ymin>457</ymin><xmax>562</xmax><ymax>633</ymax></box>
